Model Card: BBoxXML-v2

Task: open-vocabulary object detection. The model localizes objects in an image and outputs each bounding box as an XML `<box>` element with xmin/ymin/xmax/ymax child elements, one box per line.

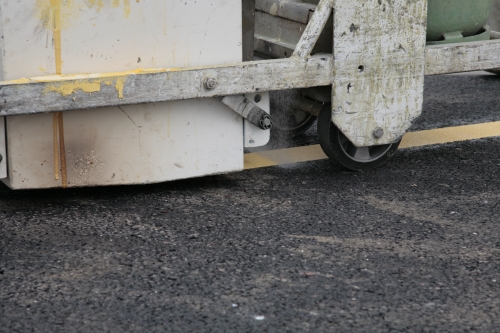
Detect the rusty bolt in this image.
<box><xmin>372</xmin><ymin>127</ymin><xmax>384</xmax><ymax>139</ymax></box>
<box><xmin>204</xmin><ymin>77</ymin><xmax>218</xmax><ymax>90</ymax></box>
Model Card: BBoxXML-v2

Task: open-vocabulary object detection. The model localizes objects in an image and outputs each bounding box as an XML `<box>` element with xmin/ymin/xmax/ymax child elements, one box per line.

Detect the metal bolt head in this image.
<box><xmin>260</xmin><ymin>116</ymin><xmax>272</xmax><ymax>130</ymax></box>
<box><xmin>372</xmin><ymin>127</ymin><xmax>384</xmax><ymax>139</ymax></box>
<box><xmin>204</xmin><ymin>77</ymin><xmax>218</xmax><ymax>90</ymax></box>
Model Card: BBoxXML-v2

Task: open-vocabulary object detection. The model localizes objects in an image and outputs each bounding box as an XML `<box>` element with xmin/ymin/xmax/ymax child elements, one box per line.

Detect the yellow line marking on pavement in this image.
<box><xmin>399</xmin><ymin>121</ymin><xmax>500</xmax><ymax>148</ymax></box>
<box><xmin>244</xmin><ymin>145</ymin><xmax>326</xmax><ymax>170</ymax></box>
<box><xmin>244</xmin><ymin>121</ymin><xmax>500</xmax><ymax>170</ymax></box>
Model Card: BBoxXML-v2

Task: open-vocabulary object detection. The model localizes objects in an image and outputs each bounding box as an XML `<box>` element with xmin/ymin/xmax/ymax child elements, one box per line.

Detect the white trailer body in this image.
<box><xmin>0</xmin><ymin>0</ymin><xmax>499</xmax><ymax>189</ymax></box>
<box><xmin>0</xmin><ymin>1</ymin><xmax>269</xmax><ymax>189</ymax></box>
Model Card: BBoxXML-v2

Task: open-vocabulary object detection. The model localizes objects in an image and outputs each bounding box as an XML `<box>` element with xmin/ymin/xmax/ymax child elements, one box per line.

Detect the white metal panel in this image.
<box><xmin>0</xmin><ymin>1</ymin><xmax>243</xmax><ymax>78</ymax></box>
<box><xmin>0</xmin><ymin>117</ymin><xmax>6</xmax><ymax>179</ymax></box>
<box><xmin>4</xmin><ymin>100</ymin><xmax>243</xmax><ymax>189</ymax></box>
<box><xmin>0</xmin><ymin>0</ymin><xmax>245</xmax><ymax>189</ymax></box>
<box><xmin>244</xmin><ymin>93</ymin><xmax>271</xmax><ymax>148</ymax></box>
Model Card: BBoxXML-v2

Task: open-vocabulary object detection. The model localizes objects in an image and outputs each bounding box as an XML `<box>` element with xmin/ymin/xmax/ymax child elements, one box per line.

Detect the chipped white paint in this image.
<box><xmin>292</xmin><ymin>0</ymin><xmax>334</xmax><ymax>58</ymax></box>
<box><xmin>331</xmin><ymin>0</ymin><xmax>428</xmax><ymax>147</ymax></box>
<box><xmin>425</xmin><ymin>39</ymin><xmax>500</xmax><ymax>75</ymax></box>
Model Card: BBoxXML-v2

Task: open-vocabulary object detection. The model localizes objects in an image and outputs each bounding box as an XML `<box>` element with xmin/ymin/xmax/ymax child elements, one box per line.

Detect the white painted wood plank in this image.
<box><xmin>425</xmin><ymin>39</ymin><xmax>500</xmax><ymax>75</ymax></box>
<box><xmin>331</xmin><ymin>0</ymin><xmax>428</xmax><ymax>147</ymax></box>
<box><xmin>0</xmin><ymin>56</ymin><xmax>333</xmax><ymax>117</ymax></box>
<box><xmin>292</xmin><ymin>0</ymin><xmax>334</xmax><ymax>58</ymax></box>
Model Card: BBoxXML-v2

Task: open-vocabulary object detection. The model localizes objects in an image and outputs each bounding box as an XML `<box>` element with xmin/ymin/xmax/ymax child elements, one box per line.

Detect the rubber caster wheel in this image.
<box><xmin>317</xmin><ymin>105</ymin><xmax>401</xmax><ymax>171</ymax></box>
<box><xmin>270</xmin><ymin>90</ymin><xmax>317</xmax><ymax>138</ymax></box>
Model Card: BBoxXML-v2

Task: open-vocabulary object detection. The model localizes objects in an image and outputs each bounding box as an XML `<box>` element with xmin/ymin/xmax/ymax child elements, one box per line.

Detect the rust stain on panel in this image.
<box><xmin>57</xmin><ymin>112</ymin><xmax>68</xmax><ymax>188</ymax></box>
<box><xmin>52</xmin><ymin>113</ymin><xmax>60</xmax><ymax>180</ymax></box>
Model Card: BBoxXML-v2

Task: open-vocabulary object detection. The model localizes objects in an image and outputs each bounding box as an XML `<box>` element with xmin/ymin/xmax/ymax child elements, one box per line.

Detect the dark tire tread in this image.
<box><xmin>317</xmin><ymin>104</ymin><xmax>401</xmax><ymax>171</ymax></box>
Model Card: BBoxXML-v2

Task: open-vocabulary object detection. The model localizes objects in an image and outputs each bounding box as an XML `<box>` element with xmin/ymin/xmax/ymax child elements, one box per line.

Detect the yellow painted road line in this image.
<box><xmin>244</xmin><ymin>145</ymin><xmax>326</xmax><ymax>170</ymax></box>
<box><xmin>399</xmin><ymin>121</ymin><xmax>500</xmax><ymax>149</ymax></box>
<box><xmin>244</xmin><ymin>121</ymin><xmax>500</xmax><ymax>170</ymax></box>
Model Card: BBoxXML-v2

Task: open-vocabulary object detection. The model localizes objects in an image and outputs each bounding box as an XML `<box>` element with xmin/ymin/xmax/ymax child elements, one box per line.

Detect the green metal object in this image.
<box><xmin>427</xmin><ymin>0</ymin><xmax>492</xmax><ymax>44</ymax></box>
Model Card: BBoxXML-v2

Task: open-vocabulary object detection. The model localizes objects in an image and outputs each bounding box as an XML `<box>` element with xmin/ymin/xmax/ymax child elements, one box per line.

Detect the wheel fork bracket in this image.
<box><xmin>329</xmin><ymin>0</ymin><xmax>427</xmax><ymax>147</ymax></box>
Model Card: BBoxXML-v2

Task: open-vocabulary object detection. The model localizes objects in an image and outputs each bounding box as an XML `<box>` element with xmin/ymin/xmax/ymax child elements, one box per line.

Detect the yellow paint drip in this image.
<box><xmin>45</xmin><ymin>77</ymin><xmax>128</xmax><ymax>98</ymax></box>
<box><xmin>114</xmin><ymin>77</ymin><xmax>126</xmax><ymax>98</ymax></box>
<box><xmin>87</xmin><ymin>0</ymin><xmax>105</xmax><ymax>12</ymax></box>
<box><xmin>48</xmin><ymin>0</ymin><xmax>63</xmax><ymax>74</ymax></box>
<box><xmin>35</xmin><ymin>0</ymin><xmax>131</xmax><ymax>38</ymax></box>
<box><xmin>53</xmin><ymin>31</ymin><xmax>62</xmax><ymax>74</ymax></box>
<box><xmin>111</xmin><ymin>0</ymin><xmax>131</xmax><ymax>17</ymax></box>
<box><xmin>124</xmin><ymin>0</ymin><xmax>131</xmax><ymax>18</ymax></box>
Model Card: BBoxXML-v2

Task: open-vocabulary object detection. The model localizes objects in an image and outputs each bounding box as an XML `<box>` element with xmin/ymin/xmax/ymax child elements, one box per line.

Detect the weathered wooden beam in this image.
<box><xmin>425</xmin><ymin>39</ymin><xmax>500</xmax><ymax>75</ymax></box>
<box><xmin>1</xmin><ymin>36</ymin><xmax>499</xmax><ymax>118</ymax></box>
<box><xmin>292</xmin><ymin>0</ymin><xmax>333</xmax><ymax>59</ymax></box>
<box><xmin>0</xmin><ymin>56</ymin><xmax>333</xmax><ymax>117</ymax></box>
<box><xmin>242</xmin><ymin>0</ymin><xmax>256</xmax><ymax>62</ymax></box>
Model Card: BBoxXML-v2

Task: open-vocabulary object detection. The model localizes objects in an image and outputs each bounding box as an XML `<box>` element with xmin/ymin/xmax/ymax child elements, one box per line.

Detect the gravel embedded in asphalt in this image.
<box><xmin>1</xmin><ymin>74</ymin><xmax>500</xmax><ymax>332</ymax></box>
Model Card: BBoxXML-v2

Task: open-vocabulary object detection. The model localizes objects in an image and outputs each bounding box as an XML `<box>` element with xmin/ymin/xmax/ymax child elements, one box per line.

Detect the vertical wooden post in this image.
<box><xmin>242</xmin><ymin>0</ymin><xmax>255</xmax><ymax>62</ymax></box>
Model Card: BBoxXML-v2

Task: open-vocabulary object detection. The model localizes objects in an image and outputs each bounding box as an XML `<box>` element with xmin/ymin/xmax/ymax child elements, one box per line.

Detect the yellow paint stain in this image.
<box><xmin>48</xmin><ymin>0</ymin><xmax>63</xmax><ymax>74</ymax></box>
<box><xmin>399</xmin><ymin>121</ymin><xmax>500</xmax><ymax>149</ymax></box>
<box><xmin>124</xmin><ymin>0</ymin><xmax>131</xmax><ymax>18</ymax></box>
<box><xmin>35</xmin><ymin>0</ymin><xmax>129</xmax><ymax>35</ymax></box>
<box><xmin>114</xmin><ymin>77</ymin><xmax>126</xmax><ymax>98</ymax></box>
<box><xmin>244</xmin><ymin>145</ymin><xmax>327</xmax><ymax>170</ymax></box>
<box><xmin>45</xmin><ymin>77</ymin><xmax>128</xmax><ymax>99</ymax></box>
<box><xmin>53</xmin><ymin>30</ymin><xmax>62</xmax><ymax>74</ymax></box>
<box><xmin>3</xmin><ymin>67</ymin><xmax>181</xmax><ymax>86</ymax></box>
<box><xmin>111</xmin><ymin>0</ymin><xmax>131</xmax><ymax>17</ymax></box>
<box><xmin>98</xmin><ymin>0</ymin><xmax>104</xmax><ymax>10</ymax></box>
<box><xmin>46</xmin><ymin>80</ymin><xmax>102</xmax><ymax>96</ymax></box>
<box><xmin>35</xmin><ymin>0</ymin><xmax>91</xmax><ymax>74</ymax></box>
<box><xmin>38</xmin><ymin>67</ymin><xmax>47</xmax><ymax>72</ymax></box>
<box><xmin>9</xmin><ymin>78</ymin><xmax>32</xmax><ymax>84</ymax></box>
<box><xmin>53</xmin><ymin>113</ymin><xmax>60</xmax><ymax>180</ymax></box>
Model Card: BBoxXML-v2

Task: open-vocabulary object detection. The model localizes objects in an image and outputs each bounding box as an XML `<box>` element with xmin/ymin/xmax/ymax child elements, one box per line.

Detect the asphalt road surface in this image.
<box><xmin>1</xmin><ymin>73</ymin><xmax>500</xmax><ymax>332</ymax></box>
